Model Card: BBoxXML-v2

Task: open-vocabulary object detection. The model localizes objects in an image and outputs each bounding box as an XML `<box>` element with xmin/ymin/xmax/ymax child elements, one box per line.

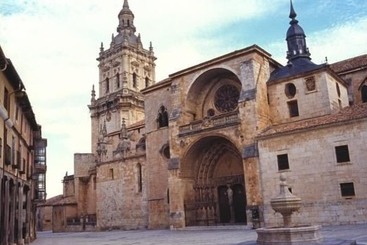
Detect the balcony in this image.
<box><xmin>178</xmin><ymin>111</ymin><xmax>240</xmax><ymax>136</ymax></box>
<box><xmin>34</xmin><ymin>162</ymin><xmax>47</xmax><ymax>173</ymax></box>
<box><xmin>4</xmin><ymin>145</ymin><xmax>11</xmax><ymax>165</ymax></box>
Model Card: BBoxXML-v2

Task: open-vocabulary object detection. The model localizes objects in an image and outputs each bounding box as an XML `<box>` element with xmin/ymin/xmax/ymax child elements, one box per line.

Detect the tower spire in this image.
<box><xmin>269</xmin><ymin>0</ymin><xmax>321</xmax><ymax>82</ymax></box>
<box><xmin>286</xmin><ymin>0</ymin><xmax>311</xmax><ymax>61</ymax></box>
<box><xmin>289</xmin><ymin>0</ymin><xmax>298</xmax><ymax>24</ymax></box>
<box><xmin>117</xmin><ymin>0</ymin><xmax>136</xmax><ymax>34</ymax></box>
<box><xmin>123</xmin><ymin>0</ymin><xmax>129</xmax><ymax>8</ymax></box>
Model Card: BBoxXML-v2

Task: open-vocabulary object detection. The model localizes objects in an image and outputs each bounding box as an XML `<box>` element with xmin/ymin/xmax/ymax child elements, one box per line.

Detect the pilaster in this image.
<box><xmin>17</xmin><ymin>184</ymin><xmax>24</xmax><ymax>245</ymax></box>
<box><xmin>4</xmin><ymin>179</ymin><xmax>9</xmax><ymax>245</ymax></box>
<box><xmin>9</xmin><ymin>182</ymin><xmax>16</xmax><ymax>245</ymax></box>
<box><xmin>168</xmin><ymin>168</ymin><xmax>185</xmax><ymax>229</ymax></box>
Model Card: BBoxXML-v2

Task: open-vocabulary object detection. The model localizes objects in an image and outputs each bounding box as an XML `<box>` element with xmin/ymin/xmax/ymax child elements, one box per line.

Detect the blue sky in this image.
<box><xmin>1</xmin><ymin>0</ymin><xmax>367</xmax><ymax>198</ymax></box>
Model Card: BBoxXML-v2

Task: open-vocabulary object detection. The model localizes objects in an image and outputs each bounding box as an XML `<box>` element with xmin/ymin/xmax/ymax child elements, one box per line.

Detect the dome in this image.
<box><xmin>286</xmin><ymin>24</ymin><xmax>305</xmax><ymax>40</ymax></box>
<box><xmin>114</xmin><ymin>32</ymin><xmax>139</xmax><ymax>46</ymax></box>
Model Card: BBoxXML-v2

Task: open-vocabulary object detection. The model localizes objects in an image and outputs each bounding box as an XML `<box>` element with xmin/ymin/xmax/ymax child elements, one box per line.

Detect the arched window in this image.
<box><xmin>145</xmin><ymin>77</ymin><xmax>149</xmax><ymax>88</ymax></box>
<box><xmin>157</xmin><ymin>105</ymin><xmax>169</xmax><ymax>128</ymax></box>
<box><xmin>136</xmin><ymin>163</ymin><xmax>142</xmax><ymax>192</ymax></box>
<box><xmin>105</xmin><ymin>78</ymin><xmax>109</xmax><ymax>93</ymax></box>
<box><xmin>132</xmin><ymin>73</ymin><xmax>137</xmax><ymax>88</ymax></box>
<box><xmin>362</xmin><ymin>85</ymin><xmax>367</xmax><ymax>103</ymax></box>
<box><xmin>116</xmin><ymin>73</ymin><xmax>120</xmax><ymax>89</ymax></box>
<box><xmin>136</xmin><ymin>137</ymin><xmax>146</xmax><ymax>151</ymax></box>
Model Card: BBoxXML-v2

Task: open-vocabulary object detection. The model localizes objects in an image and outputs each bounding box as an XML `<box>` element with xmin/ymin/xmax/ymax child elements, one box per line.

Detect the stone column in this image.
<box><xmin>9</xmin><ymin>181</ymin><xmax>16</xmax><ymax>245</ymax></box>
<box><xmin>24</xmin><ymin>187</ymin><xmax>31</xmax><ymax>243</ymax></box>
<box><xmin>18</xmin><ymin>184</ymin><xmax>24</xmax><ymax>245</ymax></box>
<box><xmin>168</xmin><ymin>167</ymin><xmax>185</xmax><ymax>229</ymax></box>
<box><xmin>242</xmin><ymin>143</ymin><xmax>263</xmax><ymax>227</ymax></box>
<box><xmin>4</xmin><ymin>179</ymin><xmax>10</xmax><ymax>245</ymax></box>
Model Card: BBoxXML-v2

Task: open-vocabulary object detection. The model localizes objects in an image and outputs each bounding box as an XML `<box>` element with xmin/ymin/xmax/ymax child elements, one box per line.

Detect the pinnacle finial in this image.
<box><xmin>123</xmin><ymin>0</ymin><xmax>129</xmax><ymax>9</ymax></box>
<box><xmin>289</xmin><ymin>0</ymin><xmax>298</xmax><ymax>24</ymax></box>
<box><xmin>91</xmin><ymin>85</ymin><xmax>96</xmax><ymax>102</ymax></box>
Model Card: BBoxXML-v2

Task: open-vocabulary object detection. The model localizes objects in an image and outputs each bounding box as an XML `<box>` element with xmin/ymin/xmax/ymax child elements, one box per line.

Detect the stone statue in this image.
<box><xmin>227</xmin><ymin>184</ymin><xmax>233</xmax><ymax>206</ymax></box>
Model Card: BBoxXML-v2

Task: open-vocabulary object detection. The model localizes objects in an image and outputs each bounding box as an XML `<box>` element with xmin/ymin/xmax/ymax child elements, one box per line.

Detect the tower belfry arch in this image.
<box><xmin>181</xmin><ymin>136</ymin><xmax>247</xmax><ymax>226</ymax></box>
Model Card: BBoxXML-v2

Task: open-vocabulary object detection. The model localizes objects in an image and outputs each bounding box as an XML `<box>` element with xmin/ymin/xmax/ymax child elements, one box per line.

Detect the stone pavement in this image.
<box><xmin>32</xmin><ymin>224</ymin><xmax>367</xmax><ymax>245</ymax></box>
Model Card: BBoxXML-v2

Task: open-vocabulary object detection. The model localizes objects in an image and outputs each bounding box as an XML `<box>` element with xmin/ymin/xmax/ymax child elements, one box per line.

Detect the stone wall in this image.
<box><xmin>268</xmin><ymin>71</ymin><xmax>349</xmax><ymax>124</ymax></box>
<box><xmin>74</xmin><ymin>153</ymin><xmax>96</xmax><ymax>216</ymax></box>
<box><xmin>96</xmin><ymin>155</ymin><xmax>148</xmax><ymax>230</ymax></box>
<box><xmin>258</xmin><ymin>120</ymin><xmax>367</xmax><ymax>227</ymax></box>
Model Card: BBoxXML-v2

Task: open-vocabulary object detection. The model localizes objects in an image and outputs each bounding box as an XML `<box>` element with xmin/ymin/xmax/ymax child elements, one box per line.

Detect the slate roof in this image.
<box><xmin>39</xmin><ymin>194</ymin><xmax>77</xmax><ymax>207</ymax></box>
<box><xmin>330</xmin><ymin>54</ymin><xmax>367</xmax><ymax>74</ymax></box>
<box><xmin>258</xmin><ymin>103</ymin><xmax>367</xmax><ymax>138</ymax></box>
<box><xmin>268</xmin><ymin>58</ymin><xmax>326</xmax><ymax>83</ymax></box>
<box><xmin>52</xmin><ymin>196</ymin><xmax>77</xmax><ymax>206</ymax></box>
<box><xmin>39</xmin><ymin>195</ymin><xmax>63</xmax><ymax>206</ymax></box>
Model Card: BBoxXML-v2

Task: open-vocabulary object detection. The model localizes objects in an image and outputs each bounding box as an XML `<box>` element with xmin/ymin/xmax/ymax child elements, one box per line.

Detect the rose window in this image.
<box><xmin>214</xmin><ymin>84</ymin><xmax>240</xmax><ymax>112</ymax></box>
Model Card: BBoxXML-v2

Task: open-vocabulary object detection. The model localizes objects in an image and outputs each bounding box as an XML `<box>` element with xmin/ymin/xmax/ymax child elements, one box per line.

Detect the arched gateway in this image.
<box><xmin>181</xmin><ymin>136</ymin><xmax>246</xmax><ymax>226</ymax></box>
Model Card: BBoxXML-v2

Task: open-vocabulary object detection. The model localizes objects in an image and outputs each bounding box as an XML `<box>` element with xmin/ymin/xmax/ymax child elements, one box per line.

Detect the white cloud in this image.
<box><xmin>309</xmin><ymin>17</ymin><xmax>367</xmax><ymax>64</ymax></box>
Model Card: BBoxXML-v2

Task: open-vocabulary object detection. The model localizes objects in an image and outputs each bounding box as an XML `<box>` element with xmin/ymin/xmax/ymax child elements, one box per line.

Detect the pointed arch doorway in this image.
<box><xmin>182</xmin><ymin>136</ymin><xmax>247</xmax><ymax>226</ymax></box>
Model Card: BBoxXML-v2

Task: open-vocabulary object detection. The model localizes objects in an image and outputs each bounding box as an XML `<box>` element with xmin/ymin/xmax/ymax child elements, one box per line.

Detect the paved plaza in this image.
<box><xmin>31</xmin><ymin>224</ymin><xmax>367</xmax><ymax>245</ymax></box>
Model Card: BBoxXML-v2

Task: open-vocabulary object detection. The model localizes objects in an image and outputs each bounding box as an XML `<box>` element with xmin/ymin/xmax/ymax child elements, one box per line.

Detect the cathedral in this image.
<box><xmin>38</xmin><ymin>0</ymin><xmax>367</xmax><ymax>232</ymax></box>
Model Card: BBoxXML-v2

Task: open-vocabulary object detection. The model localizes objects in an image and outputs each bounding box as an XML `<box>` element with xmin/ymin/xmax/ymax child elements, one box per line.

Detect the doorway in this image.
<box><xmin>217</xmin><ymin>184</ymin><xmax>246</xmax><ymax>224</ymax></box>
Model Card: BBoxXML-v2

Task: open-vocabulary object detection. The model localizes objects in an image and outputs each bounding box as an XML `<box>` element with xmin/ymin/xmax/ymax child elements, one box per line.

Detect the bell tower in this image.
<box><xmin>89</xmin><ymin>0</ymin><xmax>156</xmax><ymax>153</ymax></box>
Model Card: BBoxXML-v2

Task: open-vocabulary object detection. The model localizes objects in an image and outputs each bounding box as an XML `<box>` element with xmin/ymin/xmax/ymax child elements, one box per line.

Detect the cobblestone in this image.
<box><xmin>32</xmin><ymin>224</ymin><xmax>367</xmax><ymax>245</ymax></box>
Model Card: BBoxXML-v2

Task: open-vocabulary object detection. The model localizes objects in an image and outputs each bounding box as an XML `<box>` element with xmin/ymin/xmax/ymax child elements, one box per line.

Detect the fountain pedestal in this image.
<box><xmin>256</xmin><ymin>174</ymin><xmax>322</xmax><ymax>245</ymax></box>
<box><xmin>257</xmin><ymin>225</ymin><xmax>322</xmax><ymax>245</ymax></box>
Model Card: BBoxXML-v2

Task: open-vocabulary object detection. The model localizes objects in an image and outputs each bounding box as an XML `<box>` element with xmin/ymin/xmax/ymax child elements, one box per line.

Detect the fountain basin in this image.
<box><xmin>256</xmin><ymin>225</ymin><xmax>322</xmax><ymax>245</ymax></box>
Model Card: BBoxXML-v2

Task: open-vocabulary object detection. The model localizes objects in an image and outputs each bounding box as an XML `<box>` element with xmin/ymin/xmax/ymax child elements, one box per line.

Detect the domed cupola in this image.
<box><xmin>286</xmin><ymin>0</ymin><xmax>311</xmax><ymax>61</ymax></box>
<box><xmin>113</xmin><ymin>0</ymin><xmax>141</xmax><ymax>46</ymax></box>
<box><xmin>268</xmin><ymin>0</ymin><xmax>323</xmax><ymax>82</ymax></box>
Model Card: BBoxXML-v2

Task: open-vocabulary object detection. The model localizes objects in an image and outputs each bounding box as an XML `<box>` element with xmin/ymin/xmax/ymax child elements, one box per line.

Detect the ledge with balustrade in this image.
<box><xmin>178</xmin><ymin>111</ymin><xmax>240</xmax><ymax>136</ymax></box>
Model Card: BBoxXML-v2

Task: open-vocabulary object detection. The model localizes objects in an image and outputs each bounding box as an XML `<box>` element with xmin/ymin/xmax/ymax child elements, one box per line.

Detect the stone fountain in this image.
<box><xmin>256</xmin><ymin>173</ymin><xmax>322</xmax><ymax>245</ymax></box>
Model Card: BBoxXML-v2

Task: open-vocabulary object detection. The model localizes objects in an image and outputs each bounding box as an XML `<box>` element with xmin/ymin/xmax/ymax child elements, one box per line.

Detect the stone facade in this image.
<box><xmin>0</xmin><ymin>46</ymin><xmax>47</xmax><ymax>244</ymax></box>
<box><xmin>48</xmin><ymin>0</ymin><xmax>367</xmax><ymax>232</ymax></box>
<box><xmin>258</xmin><ymin>108</ymin><xmax>367</xmax><ymax>227</ymax></box>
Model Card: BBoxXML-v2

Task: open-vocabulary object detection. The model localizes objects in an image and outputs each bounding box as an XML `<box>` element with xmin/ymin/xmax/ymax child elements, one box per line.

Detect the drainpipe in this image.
<box><xmin>0</xmin><ymin>104</ymin><xmax>14</xmax><ymax>128</ymax></box>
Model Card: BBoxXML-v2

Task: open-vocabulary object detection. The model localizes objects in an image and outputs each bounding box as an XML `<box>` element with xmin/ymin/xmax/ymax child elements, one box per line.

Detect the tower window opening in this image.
<box><xmin>105</xmin><ymin>78</ymin><xmax>110</xmax><ymax>93</ymax></box>
<box><xmin>133</xmin><ymin>73</ymin><xmax>137</xmax><ymax>88</ymax></box>
<box><xmin>145</xmin><ymin>77</ymin><xmax>149</xmax><ymax>88</ymax></box>
<box><xmin>116</xmin><ymin>73</ymin><xmax>120</xmax><ymax>89</ymax></box>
